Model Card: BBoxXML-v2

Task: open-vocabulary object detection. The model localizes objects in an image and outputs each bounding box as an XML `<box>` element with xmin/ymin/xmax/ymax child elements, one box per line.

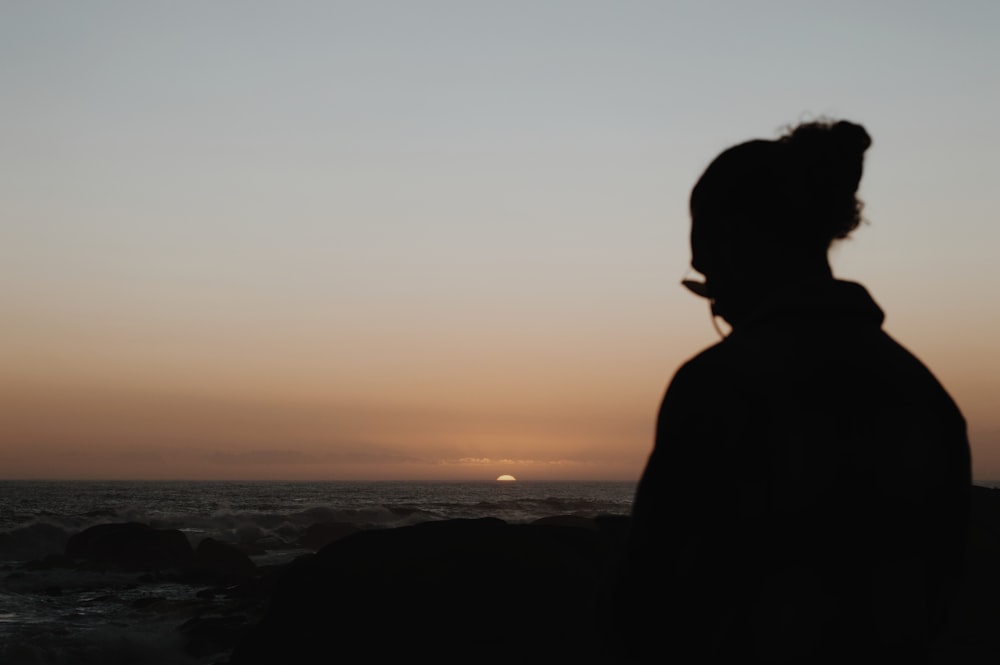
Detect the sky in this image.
<box><xmin>2</xmin><ymin>1</ymin><xmax>998</xmax><ymax>481</ymax></box>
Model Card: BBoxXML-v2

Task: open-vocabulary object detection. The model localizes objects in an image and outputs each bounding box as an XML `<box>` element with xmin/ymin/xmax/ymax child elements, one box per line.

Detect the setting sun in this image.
<box><xmin>496</xmin><ymin>475</ymin><xmax>517</xmax><ymax>482</ymax></box>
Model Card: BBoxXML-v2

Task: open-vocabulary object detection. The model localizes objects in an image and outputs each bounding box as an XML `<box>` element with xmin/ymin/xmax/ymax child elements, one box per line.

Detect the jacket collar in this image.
<box><xmin>731</xmin><ymin>278</ymin><xmax>885</xmax><ymax>332</ymax></box>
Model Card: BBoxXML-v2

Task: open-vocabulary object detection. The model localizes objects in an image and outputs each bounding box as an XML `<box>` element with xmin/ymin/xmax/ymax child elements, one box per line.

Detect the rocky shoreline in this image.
<box><xmin>4</xmin><ymin>486</ymin><xmax>1000</xmax><ymax>664</ymax></box>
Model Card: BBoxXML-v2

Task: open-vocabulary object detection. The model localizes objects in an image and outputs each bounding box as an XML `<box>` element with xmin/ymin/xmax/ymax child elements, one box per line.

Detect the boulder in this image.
<box><xmin>0</xmin><ymin>522</ymin><xmax>70</xmax><ymax>562</ymax></box>
<box><xmin>297</xmin><ymin>521</ymin><xmax>360</xmax><ymax>550</ymax></box>
<box><xmin>187</xmin><ymin>537</ymin><xmax>256</xmax><ymax>584</ymax></box>
<box><xmin>64</xmin><ymin>522</ymin><xmax>194</xmax><ymax>572</ymax></box>
<box><xmin>228</xmin><ymin>517</ymin><xmax>624</xmax><ymax>664</ymax></box>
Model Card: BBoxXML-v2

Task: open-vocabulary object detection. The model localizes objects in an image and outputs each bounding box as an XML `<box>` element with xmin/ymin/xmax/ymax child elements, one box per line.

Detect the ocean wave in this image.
<box><xmin>0</xmin><ymin>481</ymin><xmax>636</xmax><ymax>566</ymax></box>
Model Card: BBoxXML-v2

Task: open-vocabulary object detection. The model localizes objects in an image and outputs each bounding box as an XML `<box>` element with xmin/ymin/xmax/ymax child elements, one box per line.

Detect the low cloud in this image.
<box><xmin>203</xmin><ymin>443</ymin><xmax>424</xmax><ymax>466</ymax></box>
<box><xmin>447</xmin><ymin>457</ymin><xmax>600</xmax><ymax>467</ymax></box>
<box><xmin>205</xmin><ymin>449</ymin><xmax>317</xmax><ymax>465</ymax></box>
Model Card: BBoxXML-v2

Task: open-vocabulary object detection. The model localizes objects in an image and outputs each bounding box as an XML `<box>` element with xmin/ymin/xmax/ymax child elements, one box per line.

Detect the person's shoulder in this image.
<box><xmin>878</xmin><ymin>332</ymin><xmax>968</xmax><ymax>417</ymax></box>
<box><xmin>674</xmin><ymin>337</ymin><xmax>742</xmax><ymax>378</ymax></box>
<box><xmin>664</xmin><ymin>340</ymin><xmax>739</xmax><ymax>397</ymax></box>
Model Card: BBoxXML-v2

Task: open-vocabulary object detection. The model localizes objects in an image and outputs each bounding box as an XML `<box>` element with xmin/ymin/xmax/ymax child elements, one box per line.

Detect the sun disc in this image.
<box><xmin>496</xmin><ymin>474</ymin><xmax>517</xmax><ymax>482</ymax></box>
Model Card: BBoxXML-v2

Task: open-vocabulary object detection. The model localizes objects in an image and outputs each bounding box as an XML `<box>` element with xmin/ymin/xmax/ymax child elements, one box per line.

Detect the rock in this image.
<box><xmin>0</xmin><ymin>522</ymin><xmax>70</xmax><ymax>562</ymax></box>
<box><xmin>297</xmin><ymin>521</ymin><xmax>360</xmax><ymax>550</ymax></box>
<box><xmin>530</xmin><ymin>514</ymin><xmax>601</xmax><ymax>530</ymax></box>
<box><xmin>228</xmin><ymin>517</ymin><xmax>622</xmax><ymax>665</ymax></box>
<box><xmin>187</xmin><ymin>537</ymin><xmax>256</xmax><ymax>584</ymax></box>
<box><xmin>22</xmin><ymin>553</ymin><xmax>74</xmax><ymax>570</ymax></box>
<box><xmin>64</xmin><ymin>522</ymin><xmax>194</xmax><ymax>572</ymax></box>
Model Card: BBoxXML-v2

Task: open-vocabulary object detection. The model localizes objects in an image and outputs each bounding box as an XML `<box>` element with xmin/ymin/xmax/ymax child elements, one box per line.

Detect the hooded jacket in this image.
<box><xmin>617</xmin><ymin>279</ymin><xmax>971</xmax><ymax>663</ymax></box>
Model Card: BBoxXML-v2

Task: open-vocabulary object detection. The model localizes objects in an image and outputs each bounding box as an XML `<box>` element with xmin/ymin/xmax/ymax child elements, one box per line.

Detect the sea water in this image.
<box><xmin>0</xmin><ymin>480</ymin><xmax>637</xmax><ymax>664</ymax></box>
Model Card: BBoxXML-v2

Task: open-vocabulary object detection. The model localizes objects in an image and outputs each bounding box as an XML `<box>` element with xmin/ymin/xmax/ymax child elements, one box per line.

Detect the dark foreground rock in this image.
<box><xmin>228</xmin><ymin>515</ymin><xmax>630</xmax><ymax>665</ymax></box>
<box><xmin>223</xmin><ymin>487</ymin><xmax>1000</xmax><ymax>665</ymax></box>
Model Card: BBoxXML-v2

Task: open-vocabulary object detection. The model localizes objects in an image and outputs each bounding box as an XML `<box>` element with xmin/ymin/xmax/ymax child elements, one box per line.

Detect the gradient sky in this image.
<box><xmin>2</xmin><ymin>1</ymin><xmax>998</xmax><ymax>481</ymax></box>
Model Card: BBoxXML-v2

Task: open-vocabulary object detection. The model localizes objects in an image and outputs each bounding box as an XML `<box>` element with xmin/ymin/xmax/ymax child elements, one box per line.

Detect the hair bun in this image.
<box><xmin>783</xmin><ymin>118</ymin><xmax>871</xmax><ymax>158</ymax></box>
<box><xmin>782</xmin><ymin>118</ymin><xmax>871</xmax><ymax>190</ymax></box>
<box><xmin>778</xmin><ymin>118</ymin><xmax>872</xmax><ymax>240</ymax></box>
<box><xmin>830</xmin><ymin>120</ymin><xmax>872</xmax><ymax>156</ymax></box>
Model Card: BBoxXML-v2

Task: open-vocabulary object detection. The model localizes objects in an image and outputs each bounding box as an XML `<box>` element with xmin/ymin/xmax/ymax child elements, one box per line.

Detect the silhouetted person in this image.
<box><xmin>614</xmin><ymin>120</ymin><xmax>971</xmax><ymax>663</ymax></box>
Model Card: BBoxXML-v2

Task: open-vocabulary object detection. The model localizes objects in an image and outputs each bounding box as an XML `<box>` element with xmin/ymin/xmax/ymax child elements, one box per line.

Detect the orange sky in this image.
<box><xmin>2</xmin><ymin>3</ymin><xmax>998</xmax><ymax>481</ymax></box>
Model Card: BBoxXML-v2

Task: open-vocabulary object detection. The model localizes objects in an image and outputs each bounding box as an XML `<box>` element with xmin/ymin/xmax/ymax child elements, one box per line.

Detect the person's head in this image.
<box><xmin>687</xmin><ymin>119</ymin><xmax>872</xmax><ymax>322</ymax></box>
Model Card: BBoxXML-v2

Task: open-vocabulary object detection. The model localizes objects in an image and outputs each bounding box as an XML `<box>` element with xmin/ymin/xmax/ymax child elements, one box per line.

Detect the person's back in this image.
<box><xmin>614</xmin><ymin>120</ymin><xmax>971</xmax><ymax>663</ymax></box>
<box><xmin>622</xmin><ymin>279</ymin><xmax>969</xmax><ymax>661</ymax></box>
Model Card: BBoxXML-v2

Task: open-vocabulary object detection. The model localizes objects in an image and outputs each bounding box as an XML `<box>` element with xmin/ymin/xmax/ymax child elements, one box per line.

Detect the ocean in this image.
<box><xmin>0</xmin><ymin>479</ymin><xmax>637</xmax><ymax>664</ymax></box>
